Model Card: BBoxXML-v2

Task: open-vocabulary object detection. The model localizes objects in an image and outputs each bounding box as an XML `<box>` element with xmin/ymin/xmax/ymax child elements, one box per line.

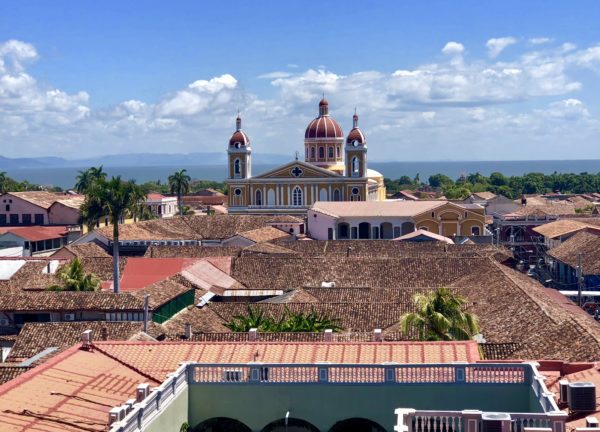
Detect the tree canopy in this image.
<box><xmin>226</xmin><ymin>305</ymin><xmax>343</xmax><ymax>333</ymax></box>
<box><xmin>48</xmin><ymin>258</ymin><xmax>100</xmax><ymax>292</ymax></box>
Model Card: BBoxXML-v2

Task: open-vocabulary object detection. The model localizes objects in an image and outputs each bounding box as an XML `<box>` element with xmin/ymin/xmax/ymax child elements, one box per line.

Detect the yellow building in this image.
<box><xmin>225</xmin><ymin>99</ymin><xmax>386</xmax><ymax>215</ymax></box>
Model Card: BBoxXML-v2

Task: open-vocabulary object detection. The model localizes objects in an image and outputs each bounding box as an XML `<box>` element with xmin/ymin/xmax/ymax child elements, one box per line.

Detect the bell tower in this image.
<box><xmin>227</xmin><ymin>114</ymin><xmax>252</xmax><ymax>179</ymax></box>
<box><xmin>345</xmin><ymin>110</ymin><xmax>367</xmax><ymax>178</ymax></box>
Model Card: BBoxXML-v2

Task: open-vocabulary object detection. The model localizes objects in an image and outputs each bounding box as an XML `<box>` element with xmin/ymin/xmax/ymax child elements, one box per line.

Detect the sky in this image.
<box><xmin>1</xmin><ymin>0</ymin><xmax>600</xmax><ymax>161</ymax></box>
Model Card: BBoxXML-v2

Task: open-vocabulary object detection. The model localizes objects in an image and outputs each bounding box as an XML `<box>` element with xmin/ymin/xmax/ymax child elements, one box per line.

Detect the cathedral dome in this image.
<box><xmin>304</xmin><ymin>98</ymin><xmax>344</xmax><ymax>140</ymax></box>
<box><xmin>229</xmin><ymin>115</ymin><xmax>250</xmax><ymax>147</ymax></box>
<box><xmin>346</xmin><ymin>112</ymin><xmax>366</xmax><ymax>144</ymax></box>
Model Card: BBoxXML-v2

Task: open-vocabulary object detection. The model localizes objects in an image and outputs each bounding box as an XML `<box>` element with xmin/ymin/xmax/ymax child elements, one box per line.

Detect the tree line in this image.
<box><xmin>384</xmin><ymin>171</ymin><xmax>600</xmax><ymax>200</ymax></box>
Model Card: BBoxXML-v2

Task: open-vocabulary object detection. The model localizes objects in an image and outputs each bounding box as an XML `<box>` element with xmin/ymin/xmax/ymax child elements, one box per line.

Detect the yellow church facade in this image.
<box><xmin>225</xmin><ymin>99</ymin><xmax>386</xmax><ymax>215</ymax></box>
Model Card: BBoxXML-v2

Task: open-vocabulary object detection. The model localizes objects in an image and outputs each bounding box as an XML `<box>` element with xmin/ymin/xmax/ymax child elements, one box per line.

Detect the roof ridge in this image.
<box><xmin>92</xmin><ymin>344</ymin><xmax>161</xmax><ymax>383</ymax></box>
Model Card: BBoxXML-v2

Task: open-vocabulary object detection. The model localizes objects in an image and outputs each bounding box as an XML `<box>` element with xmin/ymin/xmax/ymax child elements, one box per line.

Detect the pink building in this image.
<box><xmin>0</xmin><ymin>192</ymin><xmax>83</xmax><ymax>227</ymax></box>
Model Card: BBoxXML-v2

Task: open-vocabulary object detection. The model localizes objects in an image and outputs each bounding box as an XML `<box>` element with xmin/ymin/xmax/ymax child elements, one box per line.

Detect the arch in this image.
<box><xmin>311</xmin><ymin>147</ymin><xmax>315</xmax><ymax>159</ymax></box>
<box><xmin>328</xmin><ymin>146</ymin><xmax>334</xmax><ymax>158</ymax></box>
<box><xmin>319</xmin><ymin>188</ymin><xmax>328</xmax><ymax>201</ymax></box>
<box><xmin>234</xmin><ymin>159</ymin><xmax>241</xmax><ymax>178</ymax></box>
<box><xmin>193</xmin><ymin>417</ymin><xmax>251</xmax><ymax>432</ymax></box>
<box><xmin>329</xmin><ymin>417</ymin><xmax>387</xmax><ymax>432</ymax></box>
<box><xmin>255</xmin><ymin>189</ymin><xmax>262</xmax><ymax>206</ymax></box>
<box><xmin>267</xmin><ymin>189</ymin><xmax>275</xmax><ymax>206</ymax></box>
<box><xmin>333</xmin><ymin>189</ymin><xmax>341</xmax><ymax>201</ymax></box>
<box><xmin>380</xmin><ymin>222</ymin><xmax>394</xmax><ymax>239</ymax></box>
<box><xmin>351</xmin><ymin>156</ymin><xmax>360</xmax><ymax>176</ymax></box>
<box><xmin>292</xmin><ymin>186</ymin><xmax>303</xmax><ymax>206</ymax></box>
<box><xmin>401</xmin><ymin>221</ymin><xmax>415</xmax><ymax>235</ymax></box>
<box><xmin>337</xmin><ymin>222</ymin><xmax>350</xmax><ymax>239</ymax></box>
<box><xmin>336</xmin><ymin>146</ymin><xmax>341</xmax><ymax>157</ymax></box>
<box><xmin>471</xmin><ymin>226</ymin><xmax>481</xmax><ymax>236</ymax></box>
<box><xmin>261</xmin><ymin>418</ymin><xmax>319</xmax><ymax>432</ymax></box>
<box><xmin>358</xmin><ymin>222</ymin><xmax>371</xmax><ymax>239</ymax></box>
<box><xmin>319</xmin><ymin>147</ymin><xmax>325</xmax><ymax>158</ymax></box>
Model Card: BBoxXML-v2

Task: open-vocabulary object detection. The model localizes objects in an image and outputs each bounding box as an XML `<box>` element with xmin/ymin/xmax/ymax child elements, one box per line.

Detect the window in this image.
<box><xmin>471</xmin><ymin>226</ymin><xmax>481</xmax><ymax>236</ymax></box>
<box><xmin>255</xmin><ymin>189</ymin><xmax>262</xmax><ymax>206</ymax></box>
<box><xmin>393</xmin><ymin>227</ymin><xmax>401</xmax><ymax>238</ymax></box>
<box><xmin>327</xmin><ymin>228</ymin><xmax>333</xmax><ymax>240</ymax></box>
<box><xmin>333</xmin><ymin>189</ymin><xmax>341</xmax><ymax>201</ymax></box>
<box><xmin>319</xmin><ymin>147</ymin><xmax>325</xmax><ymax>158</ymax></box>
<box><xmin>351</xmin><ymin>227</ymin><xmax>358</xmax><ymax>239</ymax></box>
<box><xmin>336</xmin><ymin>146</ymin><xmax>340</xmax><ymax>157</ymax></box>
<box><xmin>311</xmin><ymin>148</ymin><xmax>315</xmax><ymax>158</ymax></box>
<box><xmin>234</xmin><ymin>188</ymin><xmax>242</xmax><ymax>196</ymax></box>
<box><xmin>351</xmin><ymin>157</ymin><xmax>360</xmax><ymax>176</ymax></box>
<box><xmin>9</xmin><ymin>214</ymin><xmax>18</xmax><ymax>225</ymax></box>
<box><xmin>292</xmin><ymin>187</ymin><xmax>303</xmax><ymax>206</ymax></box>
<box><xmin>372</xmin><ymin>226</ymin><xmax>380</xmax><ymax>239</ymax></box>
<box><xmin>4</xmin><ymin>204</ymin><xmax>9</xmax><ymax>211</ymax></box>
<box><xmin>328</xmin><ymin>147</ymin><xmax>334</xmax><ymax>158</ymax></box>
<box><xmin>234</xmin><ymin>159</ymin><xmax>241</xmax><ymax>178</ymax></box>
<box><xmin>0</xmin><ymin>215</ymin><xmax>6</xmax><ymax>226</ymax></box>
<box><xmin>338</xmin><ymin>223</ymin><xmax>349</xmax><ymax>239</ymax></box>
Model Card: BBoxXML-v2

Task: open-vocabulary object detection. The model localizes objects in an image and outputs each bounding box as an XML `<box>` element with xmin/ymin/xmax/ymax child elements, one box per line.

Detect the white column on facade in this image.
<box><xmin>328</xmin><ymin>185</ymin><xmax>332</xmax><ymax>201</ymax></box>
<box><xmin>263</xmin><ymin>185</ymin><xmax>266</xmax><ymax>207</ymax></box>
<box><xmin>312</xmin><ymin>185</ymin><xmax>316</xmax><ymax>203</ymax></box>
<box><xmin>287</xmin><ymin>185</ymin><xmax>291</xmax><ymax>206</ymax></box>
<box><xmin>304</xmin><ymin>185</ymin><xmax>307</xmax><ymax>206</ymax></box>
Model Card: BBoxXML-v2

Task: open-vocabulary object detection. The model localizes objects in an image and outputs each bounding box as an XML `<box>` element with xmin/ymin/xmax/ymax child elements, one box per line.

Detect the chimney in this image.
<box><xmin>249</xmin><ymin>328</ymin><xmax>258</xmax><ymax>341</ymax></box>
<box><xmin>373</xmin><ymin>328</ymin><xmax>383</xmax><ymax>342</ymax></box>
<box><xmin>184</xmin><ymin>323</ymin><xmax>192</xmax><ymax>339</ymax></box>
<box><xmin>100</xmin><ymin>326</ymin><xmax>108</xmax><ymax>341</ymax></box>
<box><xmin>586</xmin><ymin>417</ymin><xmax>599</xmax><ymax>428</ymax></box>
<box><xmin>324</xmin><ymin>329</ymin><xmax>333</xmax><ymax>342</ymax></box>
<box><xmin>136</xmin><ymin>383</ymin><xmax>150</xmax><ymax>402</ymax></box>
<box><xmin>81</xmin><ymin>329</ymin><xmax>92</xmax><ymax>349</ymax></box>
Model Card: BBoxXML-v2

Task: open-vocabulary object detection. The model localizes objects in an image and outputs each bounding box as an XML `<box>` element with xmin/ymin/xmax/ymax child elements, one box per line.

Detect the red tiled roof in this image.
<box><xmin>0</xmin><ymin>226</ymin><xmax>69</xmax><ymax>241</ymax></box>
<box><xmin>119</xmin><ymin>257</ymin><xmax>204</xmax><ymax>291</ymax></box>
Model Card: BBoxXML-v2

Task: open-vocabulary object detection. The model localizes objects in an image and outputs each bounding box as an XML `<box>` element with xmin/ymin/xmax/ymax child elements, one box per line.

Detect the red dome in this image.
<box><xmin>229</xmin><ymin>130</ymin><xmax>250</xmax><ymax>147</ymax></box>
<box><xmin>305</xmin><ymin>116</ymin><xmax>344</xmax><ymax>139</ymax></box>
<box><xmin>346</xmin><ymin>127</ymin><xmax>365</xmax><ymax>144</ymax></box>
<box><xmin>305</xmin><ymin>99</ymin><xmax>343</xmax><ymax>139</ymax></box>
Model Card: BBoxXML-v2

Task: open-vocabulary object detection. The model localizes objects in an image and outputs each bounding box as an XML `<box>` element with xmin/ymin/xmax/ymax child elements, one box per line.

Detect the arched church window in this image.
<box><xmin>351</xmin><ymin>157</ymin><xmax>360</xmax><ymax>176</ymax></box>
<box><xmin>311</xmin><ymin>148</ymin><xmax>315</xmax><ymax>159</ymax></box>
<box><xmin>255</xmin><ymin>189</ymin><xmax>262</xmax><ymax>206</ymax></box>
<box><xmin>333</xmin><ymin>189</ymin><xmax>341</xmax><ymax>201</ymax></box>
<box><xmin>328</xmin><ymin>147</ymin><xmax>334</xmax><ymax>158</ymax></box>
<box><xmin>319</xmin><ymin>147</ymin><xmax>325</xmax><ymax>158</ymax></box>
<box><xmin>336</xmin><ymin>146</ymin><xmax>340</xmax><ymax>157</ymax></box>
<box><xmin>234</xmin><ymin>159</ymin><xmax>241</xmax><ymax>178</ymax></box>
<box><xmin>292</xmin><ymin>187</ymin><xmax>303</xmax><ymax>206</ymax></box>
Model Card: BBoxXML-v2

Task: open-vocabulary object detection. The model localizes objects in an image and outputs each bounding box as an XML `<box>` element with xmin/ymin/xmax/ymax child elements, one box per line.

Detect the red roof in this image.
<box><xmin>0</xmin><ymin>226</ymin><xmax>69</xmax><ymax>241</ymax></box>
<box><xmin>146</xmin><ymin>193</ymin><xmax>167</xmax><ymax>200</ymax></box>
<box><xmin>119</xmin><ymin>257</ymin><xmax>199</xmax><ymax>291</ymax></box>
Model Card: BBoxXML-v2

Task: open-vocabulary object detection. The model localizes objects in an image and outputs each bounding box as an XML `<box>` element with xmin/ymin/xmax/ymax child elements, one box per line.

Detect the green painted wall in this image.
<box><xmin>188</xmin><ymin>384</ymin><xmax>540</xmax><ymax>431</ymax></box>
<box><xmin>145</xmin><ymin>387</ymin><xmax>189</xmax><ymax>432</ymax></box>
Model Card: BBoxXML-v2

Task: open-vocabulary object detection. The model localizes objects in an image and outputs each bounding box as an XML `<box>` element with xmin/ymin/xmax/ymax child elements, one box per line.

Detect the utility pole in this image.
<box><xmin>577</xmin><ymin>253</ymin><xmax>584</xmax><ymax>307</ymax></box>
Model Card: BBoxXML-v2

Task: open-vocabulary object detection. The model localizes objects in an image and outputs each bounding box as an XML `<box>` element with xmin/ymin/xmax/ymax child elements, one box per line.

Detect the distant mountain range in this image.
<box><xmin>0</xmin><ymin>152</ymin><xmax>290</xmax><ymax>169</ymax></box>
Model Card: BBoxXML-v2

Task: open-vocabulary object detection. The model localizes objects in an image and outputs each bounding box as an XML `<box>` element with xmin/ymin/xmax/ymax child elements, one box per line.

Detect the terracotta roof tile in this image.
<box><xmin>547</xmin><ymin>230</ymin><xmax>600</xmax><ymax>274</ymax></box>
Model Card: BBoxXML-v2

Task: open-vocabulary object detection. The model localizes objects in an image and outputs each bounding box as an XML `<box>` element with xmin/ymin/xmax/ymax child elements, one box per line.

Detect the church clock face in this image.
<box><xmin>352</xmin><ymin>140</ymin><xmax>359</xmax><ymax>147</ymax></box>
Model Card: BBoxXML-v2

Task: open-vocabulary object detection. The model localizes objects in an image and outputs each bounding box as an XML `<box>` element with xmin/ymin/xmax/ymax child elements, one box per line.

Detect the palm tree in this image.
<box><xmin>168</xmin><ymin>169</ymin><xmax>191</xmax><ymax>217</ymax></box>
<box><xmin>225</xmin><ymin>305</ymin><xmax>343</xmax><ymax>332</ymax></box>
<box><xmin>48</xmin><ymin>257</ymin><xmax>100</xmax><ymax>291</ymax></box>
<box><xmin>84</xmin><ymin>176</ymin><xmax>145</xmax><ymax>293</ymax></box>
<box><xmin>75</xmin><ymin>166</ymin><xmax>107</xmax><ymax>194</ymax></box>
<box><xmin>400</xmin><ymin>287</ymin><xmax>480</xmax><ymax>341</ymax></box>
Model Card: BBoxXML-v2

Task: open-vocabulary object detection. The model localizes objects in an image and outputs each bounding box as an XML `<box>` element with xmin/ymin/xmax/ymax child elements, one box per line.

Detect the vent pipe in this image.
<box><xmin>184</xmin><ymin>323</ymin><xmax>192</xmax><ymax>339</ymax></box>
<box><xmin>324</xmin><ymin>329</ymin><xmax>333</xmax><ymax>342</ymax></box>
<box><xmin>249</xmin><ymin>328</ymin><xmax>258</xmax><ymax>341</ymax></box>
<box><xmin>373</xmin><ymin>328</ymin><xmax>382</xmax><ymax>342</ymax></box>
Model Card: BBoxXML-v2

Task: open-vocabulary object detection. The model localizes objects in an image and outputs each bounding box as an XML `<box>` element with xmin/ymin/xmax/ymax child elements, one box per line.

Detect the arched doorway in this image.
<box><xmin>261</xmin><ymin>418</ymin><xmax>319</xmax><ymax>432</ymax></box>
<box><xmin>193</xmin><ymin>417</ymin><xmax>251</xmax><ymax>432</ymax></box>
<box><xmin>358</xmin><ymin>222</ymin><xmax>371</xmax><ymax>239</ymax></box>
<box><xmin>380</xmin><ymin>222</ymin><xmax>393</xmax><ymax>239</ymax></box>
<box><xmin>329</xmin><ymin>418</ymin><xmax>386</xmax><ymax>432</ymax></box>
<box><xmin>401</xmin><ymin>221</ymin><xmax>415</xmax><ymax>235</ymax></box>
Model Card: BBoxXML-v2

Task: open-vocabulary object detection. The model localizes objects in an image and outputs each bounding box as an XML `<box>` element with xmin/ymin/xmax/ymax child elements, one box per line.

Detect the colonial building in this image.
<box><xmin>225</xmin><ymin>98</ymin><xmax>386</xmax><ymax>215</ymax></box>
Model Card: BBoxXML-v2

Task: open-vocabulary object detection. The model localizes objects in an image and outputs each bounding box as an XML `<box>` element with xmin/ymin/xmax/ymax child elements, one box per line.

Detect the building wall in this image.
<box><xmin>0</xmin><ymin>195</ymin><xmax>48</xmax><ymax>225</ymax></box>
<box><xmin>48</xmin><ymin>203</ymin><xmax>80</xmax><ymax>225</ymax></box>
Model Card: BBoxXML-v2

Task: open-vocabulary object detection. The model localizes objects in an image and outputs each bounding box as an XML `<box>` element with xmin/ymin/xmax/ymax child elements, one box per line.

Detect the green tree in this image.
<box><xmin>48</xmin><ymin>258</ymin><xmax>100</xmax><ymax>291</ymax></box>
<box><xmin>168</xmin><ymin>169</ymin><xmax>191</xmax><ymax>217</ymax></box>
<box><xmin>75</xmin><ymin>166</ymin><xmax>107</xmax><ymax>194</ymax></box>
<box><xmin>225</xmin><ymin>305</ymin><xmax>343</xmax><ymax>333</ymax></box>
<box><xmin>0</xmin><ymin>172</ymin><xmax>7</xmax><ymax>194</ymax></box>
<box><xmin>443</xmin><ymin>186</ymin><xmax>471</xmax><ymax>200</ymax></box>
<box><xmin>400</xmin><ymin>288</ymin><xmax>480</xmax><ymax>341</ymax></box>
<box><xmin>83</xmin><ymin>176</ymin><xmax>145</xmax><ymax>293</ymax></box>
<box><xmin>489</xmin><ymin>172</ymin><xmax>508</xmax><ymax>187</ymax></box>
<box><xmin>428</xmin><ymin>174</ymin><xmax>454</xmax><ymax>188</ymax></box>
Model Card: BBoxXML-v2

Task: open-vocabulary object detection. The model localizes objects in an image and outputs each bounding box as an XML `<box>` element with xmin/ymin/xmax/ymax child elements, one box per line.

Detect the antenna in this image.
<box><xmin>295</xmin><ymin>150</ymin><xmax>299</xmax><ymax>161</ymax></box>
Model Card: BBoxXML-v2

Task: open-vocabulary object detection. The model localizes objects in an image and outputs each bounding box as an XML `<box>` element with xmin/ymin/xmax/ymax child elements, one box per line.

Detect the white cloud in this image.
<box><xmin>2</xmin><ymin>38</ymin><xmax>600</xmax><ymax>161</ymax></box>
<box><xmin>441</xmin><ymin>42</ymin><xmax>464</xmax><ymax>56</ymax></box>
<box><xmin>486</xmin><ymin>37</ymin><xmax>517</xmax><ymax>58</ymax></box>
<box><xmin>529</xmin><ymin>37</ymin><xmax>552</xmax><ymax>45</ymax></box>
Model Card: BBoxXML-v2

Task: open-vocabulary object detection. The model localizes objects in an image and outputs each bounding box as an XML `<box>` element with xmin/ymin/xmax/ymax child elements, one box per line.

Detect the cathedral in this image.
<box><xmin>225</xmin><ymin>98</ymin><xmax>386</xmax><ymax>215</ymax></box>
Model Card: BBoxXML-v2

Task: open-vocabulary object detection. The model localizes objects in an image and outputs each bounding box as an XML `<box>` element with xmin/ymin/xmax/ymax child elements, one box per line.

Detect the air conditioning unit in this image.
<box><xmin>481</xmin><ymin>413</ymin><xmax>511</xmax><ymax>432</ymax></box>
<box><xmin>559</xmin><ymin>380</ymin><xmax>569</xmax><ymax>404</ymax></box>
<box><xmin>64</xmin><ymin>313</ymin><xmax>75</xmax><ymax>321</ymax></box>
<box><xmin>568</xmin><ymin>382</ymin><xmax>596</xmax><ymax>412</ymax></box>
<box><xmin>0</xmin><ymin>318</ymin><xmax>9</xmax><ymax>326</ymax></box>
<box><xmin>223</xmin><ymin>369</ymin><xmax>243</xmax><ymax>382</ymax></box>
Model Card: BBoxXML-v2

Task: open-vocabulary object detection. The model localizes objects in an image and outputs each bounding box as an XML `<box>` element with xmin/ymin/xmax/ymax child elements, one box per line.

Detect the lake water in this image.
<box><xmin>4</xmin><ymin>160</ymin><xmax>600</xmax><ymax>189</ymax></box>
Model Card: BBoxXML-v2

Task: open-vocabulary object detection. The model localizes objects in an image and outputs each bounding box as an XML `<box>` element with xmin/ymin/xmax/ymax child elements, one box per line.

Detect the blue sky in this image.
<box><xmin>1</xmin><ymin>0</ymin><xmax>600</xmax><ymax>161</ymax></box>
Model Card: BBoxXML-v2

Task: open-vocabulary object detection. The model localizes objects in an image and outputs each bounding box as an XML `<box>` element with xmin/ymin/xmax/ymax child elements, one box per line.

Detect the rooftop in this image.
<box><xmin>0</xmin><ymin>226</ymin><xmax>69</xmax><ymax>241</ymax></box>
<box><xmin>547</xmin><ymin>230</ymin><xmax>600</xmax><ymax>274</ymax></box>
<box><xmin>310</xmin><ymin>200</ymin><xmax>448</xmax><ymax>218</ymax></box>
<box><xmin>4</xmin><ymin>191</ymin><xmax>84</xmax><ymax>210</ymax></box>
<box><xmin>532</xmin><ymin>218</ymin><xmax>600</xmax><ymax>239</ymax></box>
